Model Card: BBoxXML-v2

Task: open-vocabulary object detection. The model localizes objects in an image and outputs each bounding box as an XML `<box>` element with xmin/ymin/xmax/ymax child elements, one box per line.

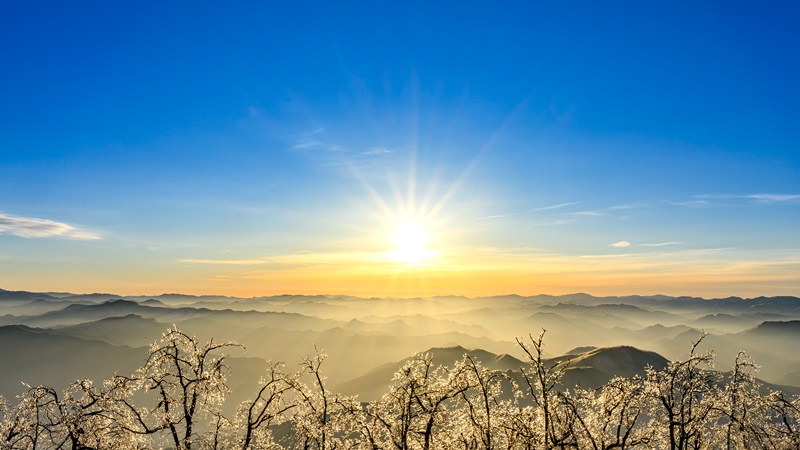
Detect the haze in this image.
<box><xmin>1</xmin><ymin>3</ymin><xmax>799</xmax><ymax>447</ymax></box>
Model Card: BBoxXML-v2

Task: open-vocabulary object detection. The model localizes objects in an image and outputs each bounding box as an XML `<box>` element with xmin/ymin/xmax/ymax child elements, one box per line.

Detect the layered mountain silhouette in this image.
<box><xmin>0</xmin><ymin>324</ymin><xmax>146</xmax><ymax>397</ymax></box>
<box><xmin>1</xmin><ymin>288</ymin><xmax>799</xmax><ymax>405</ymax></box>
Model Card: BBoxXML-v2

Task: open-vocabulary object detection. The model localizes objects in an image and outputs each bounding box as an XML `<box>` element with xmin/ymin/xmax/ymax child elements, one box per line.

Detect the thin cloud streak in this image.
<box><xmin>181</xmin><ymin>251</ymin><xmax>391</xmax><ymax>269</ymax></box>
<box><xmin>640</xmin><ymin>242</ymin><xmax>683</xmax><ymax>247</ymax></box>
<box><xmin>0</xmin><ymin>213</ymin><xmax>100</xmax><ymax>240</ymax></box>
<box><xmin>747</xmin><ymin>194</ymin><xmax>800</xmax><ymax>203</ymax></box>
<box><xmin>533</xmin><ymin>202</ymin><xmax>580</xmax><ymax>211</ymax></box>
<box><xmin>694</xmin><ymin>193</ymin><xmax>800</xmax><ymax>204</ymax></box>
<box><xmin>667</xmin><ymin>200</ymin><xmax>709</xmax><ymax>207</ymax></box>
<box><xmin>291</xmin><ymin>128</ymin><xmax>344</xmax><ymax>153</ymax></box>
<box><xmin>570</xmin><ymin>203</ymin><xmax>639</xmax><ymax>217</ymax></box>
<box><xmin>362</xmin><ymin>147</ymin><xmax>391</xmax><ymax>155</ymax></box>
<box><xmin>479</xmin><ymin>201</ymin><xmax>638</xmax><ymax>222</ymax></box>
<box><xmin>180</xmin><ymin>259</ymin><xmax>269</xmax><ymax>265</ymax></box>
<box><xmin>475</xmin><ymin>202</ymin><xmax>580</xmax><ymax>221</ymax></box>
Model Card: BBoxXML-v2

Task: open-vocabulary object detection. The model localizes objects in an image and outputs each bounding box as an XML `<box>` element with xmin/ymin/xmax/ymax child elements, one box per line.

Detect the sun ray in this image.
<box><xmin>389</xmin><ymin>221</ymin><xmax>432</xmax><ymax>264</ymax></box>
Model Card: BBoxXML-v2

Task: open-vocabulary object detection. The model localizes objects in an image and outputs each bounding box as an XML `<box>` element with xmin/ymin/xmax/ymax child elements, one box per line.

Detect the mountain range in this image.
<box><xmin>1</xmin><ymin>288</ymin><xmax>799</xmax><ymax>403</ymax></box>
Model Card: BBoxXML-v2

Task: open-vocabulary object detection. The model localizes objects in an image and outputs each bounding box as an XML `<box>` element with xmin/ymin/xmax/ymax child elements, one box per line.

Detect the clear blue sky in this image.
<box><xmin>1</xmin><ymin>1</ymin><xmax>798</xmax><ymax>297</ymax></box>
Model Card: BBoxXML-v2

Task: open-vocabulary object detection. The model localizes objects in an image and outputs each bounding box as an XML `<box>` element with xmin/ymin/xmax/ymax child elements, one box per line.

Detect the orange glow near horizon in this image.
<box><xmin>6</xmin><ymin>247</ymin><xmax>795</xmax><ymax>299</ymax></box>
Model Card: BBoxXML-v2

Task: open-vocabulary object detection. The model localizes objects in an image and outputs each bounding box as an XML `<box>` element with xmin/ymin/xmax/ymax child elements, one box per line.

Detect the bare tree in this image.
<box><xmin>112</xmin><ymin>326</ymin><xmax>240</xmax><ymax>450</ymax></box>
<box><xmin>644</xmin><ymin>334</ymin><xmax>718</xmax><ymax>450</ymax></box>
<box><xmin>450</xmin><ymin>354</ymin><xmax>513</xmax><ymax>449</ymax></box>
<box><xmin>361</xmin><ymin>352</ymin><xmax>469</xmax><ymax>450</ymax></box>
<box><xmin>0</xmin><ymin>385</ymin><xmax>59</xmax><ymax>450</ymax></box>
<box><xmin>3</xmin><ymin>325</ymin><xmax>800</xmax><ymax>450</ymax></box>
<box><xmin>704</xmin><ymin>351</ymin><xmax>771</xmax><ymax>449</ymax></box>
<box><xmin>761</xmin><ymin>390</ymin><xmax>800</xmax><ymax>449</ymax></box>
<box><xmin>237</xmin><ymin>361</ymin><xmax>297</xmax><ymax>450</ymax></box>
<box><xmin>569</xmin><ymin>376</ymin><xmax>652</xmax><ymax>449</ymax></box>
<box><xmin>516</xmin><ymin>330</ymin><xmax>576</xmax><ymax>448</ymax></box>
<box><xmin>290</xmin><ymin>348</ymin><xmax>360</xmax><ymax>450</ymax></box>
<box><xmin>0</xmin><ymin>379</ymin><xmax>141</xmax><ymax>450</ymax></box>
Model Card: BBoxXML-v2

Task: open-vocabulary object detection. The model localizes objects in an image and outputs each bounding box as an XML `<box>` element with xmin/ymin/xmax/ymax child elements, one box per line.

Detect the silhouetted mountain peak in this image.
<box><xmin>558</xmin><ymin>346</ymin><xmax>669</xmax><ymax>378</ymax></box>
<box><xmin>566</xmin><ymin>346</ymin><xmax>597</xmax><ymax>355</ymax></box>
<box><xmin>745</xmin><ymin>320</ymin><xmax>800</xmax><ymax>335</ymax></box>
<box><xmin>76</xmin><ymin>313</ymin><xmax>152</xmax><ymax>324</ymax></box>
<box><xmin>101</xmin><ymin>299</ymin><xmax>139</xmax><ymax>307</ymax></box>
<box><xmin>139</xmin><ymin>299</ymin><xmax>167</xmax><ymax>307</ymax></box>
<box><xmin>0</xmin><ymin>289</ymin><xmax>58</xmax><ymax>301</ymax></box>
<box><xmin>0</xmin><ymin>324</ymin><xmax>43</xmax><ymax>336</ymax></box>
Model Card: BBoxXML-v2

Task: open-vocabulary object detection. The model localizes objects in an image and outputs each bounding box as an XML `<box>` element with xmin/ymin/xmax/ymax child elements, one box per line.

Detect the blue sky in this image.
<box><xmin>1</xmin><ymin>2</ymin><xmax>798</xmax><ymax>297</ymax></box>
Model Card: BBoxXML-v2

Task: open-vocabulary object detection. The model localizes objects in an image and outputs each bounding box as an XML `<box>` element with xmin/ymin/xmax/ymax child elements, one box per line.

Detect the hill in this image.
<box><xmin>335</xmin><ymin>346</ymin><xmax>525</xmax><ymax>401</ymax></box>
<box><xmin>554</xmin><ymin>345</ymin><xmax>669</xmax><ymax>381</ymax></box>
<box><xmin>0</xmin><ymin>325</ymin><xmax>146</xmax><ymax>399</ymax></box>
<box><xmin>334</xmin><ymin>345</ymin><xmax>667</xmax><ymax>402</ymax></box>
<box><xmin>52</xmin><ymin>314</ymin><xmax>168</xmax><ymax>347</ymax></box>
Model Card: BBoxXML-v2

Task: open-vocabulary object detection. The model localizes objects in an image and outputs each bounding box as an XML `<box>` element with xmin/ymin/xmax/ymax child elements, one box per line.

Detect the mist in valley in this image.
<box><xmin>4</xmin><ymin>288</ymin><xmax>800</xmax><ymax>448</ymax></box>
<box><xmin>3</xmin><ymin>288</ymin><xmax>799</xmax><ymax>399</ymax></box>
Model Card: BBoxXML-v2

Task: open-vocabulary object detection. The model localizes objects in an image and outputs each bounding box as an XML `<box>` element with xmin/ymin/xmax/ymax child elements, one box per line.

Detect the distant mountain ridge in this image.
<box><xmin>0</xmin><ymin>289</ymin><xmax>58</xmax><ymax>302</ymax></box>
<box><xmin>3</xmin><ymin>287</ymin><xmax>800</xmax><ymax>397</ymax></box>
<box><xmin>14</xmin><ymin>298</ymin><xmax>342</xmax><ymax>329</ymax></box>
<box><xmin>2</xmin><ymin>288</ymin><xmax>799</xmax><ymax>307</ymax></box>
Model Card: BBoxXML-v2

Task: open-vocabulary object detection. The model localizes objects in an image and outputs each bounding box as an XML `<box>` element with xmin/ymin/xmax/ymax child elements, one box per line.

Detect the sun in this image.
<box><xmin>390</xmin><ymin>222</ymin><xmax>432</xmax><ymax>263</ymax></box>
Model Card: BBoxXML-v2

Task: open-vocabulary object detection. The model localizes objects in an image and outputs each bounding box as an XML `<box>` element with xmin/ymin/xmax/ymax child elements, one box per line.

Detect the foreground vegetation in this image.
<box><xmin>1</xmin><ymin>327</ymin><xmax>799</xmax><ymax>450</ymax></box>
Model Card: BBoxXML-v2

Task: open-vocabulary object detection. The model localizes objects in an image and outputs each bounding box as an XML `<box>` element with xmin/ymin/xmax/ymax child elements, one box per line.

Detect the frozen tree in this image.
<box><xmin>0</xmin><ymin>379</ymin><xmax>140</xmax><ymax>450</ymax></box>
<box><xmin>236</xmin><ymin>361</ymin><xmax>297</xmax><ymax>450</ymax></box>
<box><xmin>112</xmin><ymin>326</ymin><xmax>240</xmax><ymax>450</ymax></box>
<box><xmin>644</xmin><ymin>334</ymin><xmax>718</xmax><ymax>450</ymax></box>
<box><xmin>289</xmin><ymin>349</ymin><xmax>360</xmax><ymax>450</ymax></box>
<box><xmin>515</xmin><ymin>331</ymin><xmax>577</xmax><ymax>448</ymax></box>
<box><xmin>448</xmin><ymin>355</ymin><xmax>513</xmax><ymax>449</ymax></box>
<box><xmin>704</xmin><ymin>352</ymin><xmax>770</xmax><ymax>449</ymax></box>
<box><xmin>569</xmin><ymin>376</ymin><xmax>653</xmax><ymax>449</ymax></box>
<box><xmin>760</xmin><ymin>390</ymin><xmax>800</xmax><ymax>449</ymax></box>
<box><xmin>0</xmin><ymin>385</ymin><xmax>60</xmax><ymax>450</ymax></box>
<box><xmin>4</xmin><ymin>324</ymin><xmax>800</xmax><ymax>450</ymax></box>
<box><xmin>360</xmin><ymin>352</ymin><xmax>468</xmax><ymax>450</ymax></box>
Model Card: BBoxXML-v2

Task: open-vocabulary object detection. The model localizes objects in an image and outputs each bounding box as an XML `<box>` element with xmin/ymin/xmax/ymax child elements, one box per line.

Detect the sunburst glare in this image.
<box><xmin>389</xmin><ymin>221</ymin><xmax>432</xmax><ymax>263</ymax></box>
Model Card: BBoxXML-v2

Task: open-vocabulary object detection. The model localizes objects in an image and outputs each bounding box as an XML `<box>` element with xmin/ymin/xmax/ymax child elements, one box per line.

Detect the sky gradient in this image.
<box><xmin>1</xmin><ymin>2</ymin><xmax>799</xmax><ymax>297</ymax></box>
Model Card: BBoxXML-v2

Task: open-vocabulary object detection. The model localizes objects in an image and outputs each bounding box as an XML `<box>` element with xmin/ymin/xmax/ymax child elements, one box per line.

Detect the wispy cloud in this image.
<box><xmin>693</xmin><ymin>193</ymin><xmax>800</xmax><ymax>204</ymax></box>
<box><xmin>606</xmin><ymin>204</ymin><xmax>637</xmax><ymax>211</ymax></box>
<box><xmin>747</xmin><ymin>194</ymin><xmax>800</xmax><ymax>203</ymax></box>
<box><xmin>609</xmin><ymin>241</ymin><xmax>631</xmax><ymax>248</ymax></box>
<box><xmin>361</xmin><ymin>147</ymin><xmax>391</xmax><ymax>155</ymax></box>
<box><xmin>666</xmin><ymin>200</ymin><xmax>709</xmax><ymax>208</ymax></box>
<box><xmin>640</xmin><ymin>242</ymin><xmax>683</xmax><ymax>247</ymax></box>
<box><xmin>570</xmin><ymin>203</ymin><xmax>639</xmax><ymax>217</ymax></box>
<box><xmin>293</xmin><ymin>140</ymin><xmax>342</xmax><ymax>152</ymax></box>
<box><xmin>181</xmin><ymin>251</ymin><xmax>388</xmax><ymax>269</ymax></box>
<box><xmin>0</xmin><ymin>213</ymin><xmax>100</xmax><ymax>240</ymax></box>
<box><xmin>533</xmin><ymin>202</ymin><xmax>579</xmax><ymax>211</ymax></box>
<box><xmin>694</xmin><ymin>194</ymin><xmax>736</xmax><ymax>200</ymax></box>
<box><xmin>289</xmin><ymin>129</ymin><xmax>404</xmax><ymax>180</ymax></box>
<box><xmin>476</xmin><ymin>202</ymin><xmax>579</xmax><ymax>221</ymax></box>
<box><xmin>180</xmin><ymin>259</ymin><xmax>269</xmax><ymax>265</ymax></box>
<box><xmin>292</xmin><ymin>139</ymin><xmax>325</xmax><ymax>150</ymax></box>
<box><xmin>291</xmin><ymin>128</ymin><xmax>343</xmax><ymax>152</ymax></box>
<box><xmin>582</xmin><ymin>253</ymin><xmax>634</xmax><ymax>258</ymax></box>
<box><xmin>532</xmin><ymin>219</ymin><xmax>578</xmax><ymax>226</ymax></box>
